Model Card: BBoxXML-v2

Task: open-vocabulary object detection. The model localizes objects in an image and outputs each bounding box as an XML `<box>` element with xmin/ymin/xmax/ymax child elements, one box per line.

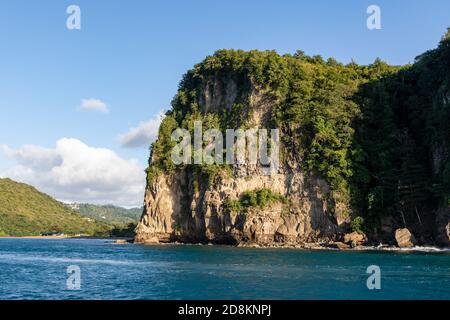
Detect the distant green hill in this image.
<box><xmin>69</xmin><ymin>203</ymin><xmax>142</xmax><ymax>225</ymax></box>
<box><xmin>0</xmin><ymin>178</ymin><xmax>110</xmax><ymax>237</ymax></box>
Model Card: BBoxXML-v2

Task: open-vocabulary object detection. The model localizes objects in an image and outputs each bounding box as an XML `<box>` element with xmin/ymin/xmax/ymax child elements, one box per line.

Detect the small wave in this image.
<box><xmin>0</xmin><ymin>253</ymin><xmax>166</xmax><ymax>266</ymax></box>
<box><xmin>377</xmin><ymin>246</ymin><xmax>450</xmax><ymax>253</ymax></box>
<box><xmin>331</xmin><ymin>245</ymin><xmax>450</xmax><ymax>253</ymax></box>
<box><xmin>400</xmin><ymin>246</ymin><xmax>450</xmax><ymax>252</ymax></box>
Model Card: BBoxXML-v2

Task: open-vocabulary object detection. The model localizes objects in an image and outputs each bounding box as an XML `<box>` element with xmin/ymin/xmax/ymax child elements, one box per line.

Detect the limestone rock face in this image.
<box><xmin>135</xmin><ymin>74</ymin><xmax>349</xmax><ymax>246</ymax></box>
<box><xmin>135</xmin><ymin>168</ymin><xmax>345</xmax><ymax>246</ymax></box>
<box><xmin>395</xmin><ymin>228</ymin><xmax>417</xmax><ymax>248</ymax></box>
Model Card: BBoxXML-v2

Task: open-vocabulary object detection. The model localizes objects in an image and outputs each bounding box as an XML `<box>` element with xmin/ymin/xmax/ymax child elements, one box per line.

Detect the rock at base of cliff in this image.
<box><xmin>113</xmin><ymin>239</ymin><xmax>131</xmax><ymax>245</ymax></box>
<box><xmin>343</xmin><ymin>232</ymin><xmax>367</xmax><ymax>248</ymax></box>
<box><xmin>327</xmin><ymin>241</ymin><xmax>350</xmax><ymax>250</ymax></box>
<box><xmin>395</xmin><ymin>228</ymin><xmax>417</xmax><ymax>248</ymax></box>
<box><xmin>143</xmin><ymin>236</ymin><xmax>160</xmax><ymax>245</ymax></box>
<box><xmin>439</xmin><ymin>222</ymin><xmax>450</xmax><ymax>246</ymax></box>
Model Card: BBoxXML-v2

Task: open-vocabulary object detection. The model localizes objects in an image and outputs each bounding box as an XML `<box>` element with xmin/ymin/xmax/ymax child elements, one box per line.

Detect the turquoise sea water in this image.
<box><xmin>0</xmin><ymin>238</ymin><xmax>448</xmax><ymax>300</ymax></box>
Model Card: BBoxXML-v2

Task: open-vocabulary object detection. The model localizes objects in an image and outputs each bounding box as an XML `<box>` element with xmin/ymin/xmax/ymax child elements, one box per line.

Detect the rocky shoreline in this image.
<box><xmin>132</xmin><ymin>226</ymin><xmax>450</xmax><ymax>251</ymax></box>
<box><xmin>9</xmin><ymin>236</ymin><xmax>446</xmax><ymax>252</ymax></box>
<box><xmin>133</xmin><ymin>225</ymin><xmax>450</xmax><ymax>252</ymax></box>
<box><xmin>236</xmin><ymin>240</ymin><xmax>450</xmax><ymax>252</ymax></box>
<box><xmin>129</xmin><ymin>239</ymin><xmax>449</xmax><ymax>253</ymax></box>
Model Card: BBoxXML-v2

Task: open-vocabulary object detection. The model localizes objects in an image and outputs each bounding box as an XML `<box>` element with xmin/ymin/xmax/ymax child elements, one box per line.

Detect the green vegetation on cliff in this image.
<box><xmin>149</xmin><ymin>48</ymin><xmax>400</xmax><ymax>192</ymax></box>
<box><xmin>0</xmin><ymin>178</ymin><xmax>110</xmax><ymax>237</ymax></box>
<box><xmin>352</xmin><ymin>29</ymin><xmax>450</xmax><ymax>232</ymax></box>
<box><xmin>224</xmin><ymin>188</ymin><xmax>287</xmax><ymax>214</ymax></box>
<box><xmin>147</xmin><ymin>30</ymin><xmax>450</xmax><ymax>237</ymax></box>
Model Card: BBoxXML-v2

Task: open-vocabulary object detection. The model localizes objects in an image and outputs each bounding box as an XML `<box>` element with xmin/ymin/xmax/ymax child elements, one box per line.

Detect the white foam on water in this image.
<box><xmin>399</xmin><ymin>246</ymin><xmax>450</xmax><ymax>252</ymax></box>
<box><xmin>378</xmin><ymin>246</ymin><xmax>450</xmax><ymax>253</ymax></box>
<box><xmin>0</xmin><ymin>253</ymin><xmax>165</xmax><ymax>266</ymax></box>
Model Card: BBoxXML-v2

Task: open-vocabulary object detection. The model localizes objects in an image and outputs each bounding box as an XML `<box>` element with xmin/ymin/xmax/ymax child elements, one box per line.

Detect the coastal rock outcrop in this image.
<box><xmin>395</xmin><ymin>228</ymin><xmax>417</xmax><ymax>248</ymax></box>
<box><xmin>135</xmin><ymin>56</ymin><xmax>349</xmax><ymax>246</ymax></box>
<box><xmin>135</xmin><ymin>42</ymin><xmax>450</xmax><ymax>248</ymax></box>
<box><xmin>343</xmin><ymin>232</ymin><xmax>367</xmax><ymax>248</ymax></box>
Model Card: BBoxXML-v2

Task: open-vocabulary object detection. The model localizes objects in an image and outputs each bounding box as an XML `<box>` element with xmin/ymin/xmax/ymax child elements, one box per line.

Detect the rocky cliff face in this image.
<box><xmin>135</xmin><ymin>72</ymin><xmax>348</xmax><ymax>246</ymax></box>
<box><xmin>135</xmin><ymin>169</ymin><xmax>344</xmax><ymax>245</ymax></box>
<box><xmin>135</xmin><ymin>46</ymin><xmax>450</xmax><ymax>248</ymax></box>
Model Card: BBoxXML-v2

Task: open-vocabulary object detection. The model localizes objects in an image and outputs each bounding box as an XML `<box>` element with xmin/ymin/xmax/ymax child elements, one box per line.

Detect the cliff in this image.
<box><xmin>136</xmin><ymin>35</ymin><xmax>450</xmax><ymax>248</ymax></box>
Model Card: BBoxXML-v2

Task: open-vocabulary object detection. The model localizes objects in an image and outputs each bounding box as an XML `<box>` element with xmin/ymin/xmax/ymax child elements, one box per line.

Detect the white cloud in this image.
<box><xmin>79</xmin><ymin>98</ymin><xmax>109</xmax><ymax>113</ymax></box>
<box><xmin>119</xmin><ymin>111</ymin><xmax>165</xmax><ymax>148</ymax></box>
<box><xmin>0</xmin><ymin>139</ymin><xmax>145</xmax><ymax>207</ymax></box>
<box><xmin>0</xmin><ymin>144</ymin><xmax>62</xmax><ymax>170</ymax></box>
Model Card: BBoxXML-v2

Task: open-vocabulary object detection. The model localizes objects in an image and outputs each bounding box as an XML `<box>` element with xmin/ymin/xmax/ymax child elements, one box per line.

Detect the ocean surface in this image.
<box><xmin>0</xmin><ymin>238</ymin><xmax>448</xmax><ymax>300</ymax></box>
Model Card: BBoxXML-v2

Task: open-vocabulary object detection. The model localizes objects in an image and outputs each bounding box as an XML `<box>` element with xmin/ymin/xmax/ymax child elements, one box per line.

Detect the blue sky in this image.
<box><xmin>0</xmin><ymin>0</ymin><xmax>449</xmax><ymax>206</ymax></box>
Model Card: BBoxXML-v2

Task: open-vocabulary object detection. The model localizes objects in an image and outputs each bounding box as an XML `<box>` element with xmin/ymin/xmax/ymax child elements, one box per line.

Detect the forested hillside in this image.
<box><xmin>0</xmin><ymin>178</ymin><xmax>110</xmax><ymax>237</ymax></box>
<box><xmin>72</xmin><ymin>203</ymin><xmax>142</xmax><ymax>225</ymax></box>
